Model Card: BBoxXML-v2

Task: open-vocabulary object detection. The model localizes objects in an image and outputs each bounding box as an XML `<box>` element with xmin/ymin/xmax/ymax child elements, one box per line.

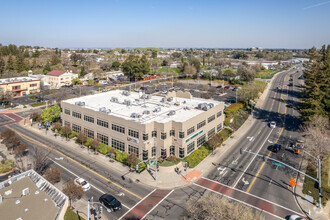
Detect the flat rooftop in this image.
<box><xmin>0</xmin><ymin>76</ymin><xmax>39</xmax><ymax>85</ymax></box>
<box><xmin>63</xmin><ymin>90</ymin><xmax>222</xmax><ymax>124</ymax></box>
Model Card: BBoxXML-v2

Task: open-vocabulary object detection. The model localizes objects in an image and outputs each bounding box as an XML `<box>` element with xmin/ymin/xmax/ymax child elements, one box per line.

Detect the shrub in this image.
<box><xmin>83</xmin><ymin>138</ymin><xmax>92</xmax><ymax>147</ymax></box>
<box><xmin>68</xmin><ymin>131</ymin><xmax>77</xmax><ymax>139</ymax></box>
<box><xmin>224</xmin><ymin>102</ymin><xmax>244</xmax><ymax>115</ymax></box>
<box><xmin>224</xmin><ymin>117</ymin><xmax>234</xmax><ymax>126</ymax></box>
<box><xmin>114</xmin><ymin>150</ymin><xmax>128</xmax><ymax>164</ymax></box>
<box><xmin>218</xmin><ymin>128</ymin><xmax>233</xmax><ymax>142</ymax></box>
<box><xmin>184</xmin><ymin>146</ymin><xmax>211</xmax><ymax>168</ymax></box>
<box><xmin>98</xmin><ymin>143</ymin><xmax>111</xmax><ymax>155</ymax></box>
<box><xmin>0</xmin><ymin>159</ymin><xmax>15</xmax><ymax>173</ymax></box>
<box><xmin>31</xmin><ymin>102</ymin><xmax>46</xmax><ymax>107</ymax></box>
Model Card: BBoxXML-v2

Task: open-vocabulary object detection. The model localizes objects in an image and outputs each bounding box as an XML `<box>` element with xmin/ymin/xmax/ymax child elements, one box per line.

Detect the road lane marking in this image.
<box><xmin>233</xmin><ymin>128</ymin><xmax>273</xmax><ymax>188</ymax></box>
<box><xmin>8</xmin><ymin>126</ymin><xmax>143</xmax><ymax>200</ymax></box>
<box><xmin>142</xmin><ymin>189</ymin><xmax>174</xmax><ymax>219</ymax></box>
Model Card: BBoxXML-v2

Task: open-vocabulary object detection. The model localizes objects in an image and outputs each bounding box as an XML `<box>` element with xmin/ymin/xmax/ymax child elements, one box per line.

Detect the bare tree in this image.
<box><xmin>126</xmin><ymin>153</ymin><xmax>138</xmax><ymax>168</ymax></box>
<box><xmin>185</xmin><ymin>193</ymin><xmax>264</xmax><ymax>220</ymax></box>
<box><xmin>0</xmin><ymin>128</ymin><xmax>15</xmax><ymax>140</ymax></box>
<box><xmin>45</xmin><ymin>165</ymin><xmax>61</xmax><ymax>184</ymax></box>
<box><xmin>32</xmin><ymin>147</ymin><xmax>51</xmax><ymax>174</ymax></box>
<box><xmin>14</xmin><ymin>144</ymin><xmax>27</xmax><ymax>157</ymax></box>
<box><xmin>76</xmin><ymin>131</ymin><xmax>87</xmax><ymax>146</ymax></box>
<box><xmin>5</xmin><ymin>135</ymin><xmax>20</xmax><ymax>150</ymax></box>
<box><xmin>52</xmin><ymin>121</ymin><xmax>62</xmax><ymax>131</ymax></box>
<box><xmin>183</xmin><ymin>64</ymin><xmax>197</xmax><ymax>78</ymax></box>
<box><xmin>90</xmin><ymin>138</ymin><xmax>100</xmax><ymax>152</ymax></box>
<box><xmin>303</xmin><ymin>116</ymin><xmax>330</xmax><ymax>163</ymax></box>
<box><xmin>61</xmin><ymin>125</ymin><xmax>72</xmax><ymax>140</ymax></box>
<box><xmin>63</xmin><ymin>180</ymin><xmax>85</xmax><ymax>208</ymax></box>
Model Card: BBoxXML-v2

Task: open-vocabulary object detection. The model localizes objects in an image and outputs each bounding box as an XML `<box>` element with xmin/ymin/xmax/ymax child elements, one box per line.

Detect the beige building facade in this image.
<box><xmin>47</xmin><ymin>70</ymin><xmax>78</xmax><ymax>88</ymax></box>
<box><xmin>0</xmin><ymin>77</ymin><xmax>40</xmax><ymax>97</ymax></box>
<box><xmin>61</xmin><ymin>90</ymin><xmax>224</xmax><ymax>160</ymax></box>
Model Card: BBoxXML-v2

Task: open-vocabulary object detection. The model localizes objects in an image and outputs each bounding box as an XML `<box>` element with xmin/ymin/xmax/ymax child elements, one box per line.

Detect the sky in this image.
<box><xmin>0</xmin><ymin>0</ymin><xmax>329</xmax><ymax>49</ymax></box>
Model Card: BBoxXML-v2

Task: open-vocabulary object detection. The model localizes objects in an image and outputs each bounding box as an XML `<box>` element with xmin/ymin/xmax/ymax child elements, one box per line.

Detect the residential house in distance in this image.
<box><xmin>47</xmin><ymin>70</ymin><xmax>78</xmax><ymax>89</ymax></box>
<box><xmin>0</xmin><ymin>76</ymin><xmax>40</xmax><ymax>97</ymax></box>
<box><xmin>0</xmin><ymin>169</ymin><xmax>68</xmax><ymax>220</ymax></box>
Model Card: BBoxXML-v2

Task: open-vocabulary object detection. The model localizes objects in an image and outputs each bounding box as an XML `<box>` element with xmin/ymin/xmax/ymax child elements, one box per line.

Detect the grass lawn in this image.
<box><xmin>0</xmin><ymin>160</ymin><xmax>15</xmax><ymax>174</ymax></box>
<box><xmin>255</xmin><ymin>70</ymin><xmax>279</xmax><ymax>79</ymax></box>
<box><xmin>155</xmin><ymin>67</ymin><xmax>180</xmax><ymax>76</ymax></box>
<box><xmin>159</xmin><ymin>159</ymin><xmax>181</xmax><ymax>167</ymax></box>
<box><xmin>64</xmin><ymin>208</ymin><xmax>85</xmax><ymax>220</ymax></box>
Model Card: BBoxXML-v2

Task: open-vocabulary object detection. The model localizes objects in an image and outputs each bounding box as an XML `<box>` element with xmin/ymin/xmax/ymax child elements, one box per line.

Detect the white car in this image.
<box><xmin>161</xmin><ymin>90</ymin><xmax>168</xmax><ymax>94</ymax></box>
<box><xmin>270</xmin><ymin>121</ymin><xmax>276</xmax><ymax>128</ymax></box>
<box><xmin>74</xmin><ymin>177</ymin><xmax>91</xmax><ymax>191</ymax></box>
<box><xmin>288</xmin><ymin>214</ymin><xmax>304</xmax><ymax>220</ymax></box>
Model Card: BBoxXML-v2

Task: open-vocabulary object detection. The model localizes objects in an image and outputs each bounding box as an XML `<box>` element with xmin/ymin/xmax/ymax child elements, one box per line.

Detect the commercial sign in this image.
<box><xmin>272</xmin><ymin>162</ymin><xmax>285</xmax><ymax>168</ymax></box>
<box><xmin>185</xmin><ymin>130</ymin><xmax>203</xmax><ymax>143</ymax></box>
<box><xmin>127</xmin><ymin>137</ymin><xmax>139</xmax><ymax>144</ymax></box>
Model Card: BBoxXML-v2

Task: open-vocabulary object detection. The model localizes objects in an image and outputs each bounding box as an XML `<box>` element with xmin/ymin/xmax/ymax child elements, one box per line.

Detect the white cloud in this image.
<box><xmin>303</xmin><ymin>1</ymin><xmax>330</xmax><ymax>10</ymax></box>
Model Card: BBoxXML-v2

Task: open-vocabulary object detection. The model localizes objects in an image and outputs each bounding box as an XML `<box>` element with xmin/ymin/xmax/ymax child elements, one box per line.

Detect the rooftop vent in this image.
<box><xmin>161</xmin><ymin>97</ymin><xmax>166</xmax><ymax>102</ymax></box>
<box><xmin>122</xmin><ymin>90</ymin><xmax>130</xmax><ymax>96</ymax></box>
<box><xmin>106</xmin><ymin>109</ymin><xmax>111</xmax><ymax>114</ymax></box>
<box><xmin>130</xmin><ymin>113</ymin><xmax>141</xmax><ymax>118</ymax></box>
<box><xmin>143</xmin><ymin>110</ymin><xmax>150</xmax><ymax>115</ymax></box>
<box><xmin>208</xmin><ymin>103</ymin><xmax>214</xmax><ymax>108</ymax></box>
<box><xmin>124</xmin><ymin>99</ymin><xmax>131</xmax><ymax>106</ymax></box>
<box><xmin>22</xmin><ymin>188</ymin><xmax>30</xmax><ymax>196</ymax></box>
<box><xmin>202</xmin><ymin>105</ymin><xmax>210</xmax><ymax>111</ymax></box>
<box><xmin>168</xmin><ymin>110</ymin><xmax>176</xmax><ymax>116</ymax></box>
<box><xmin>99</xmin><ymin>107</ymin><xmax>106</xmax><ymax>112</ymax></box>
<box><xmin>198</xmin><ymin>103</ymin><xmax>208</xmax><ymax>110</ymax></box>
<box><xmin>153</xmin><ymin>107</ymin><xmax>161</xmax><ymax>112</ymax></box>
<box><xmin>167</xmin><ymin>97</ymin><xmax>173</xmax><ymax>102</ymax></box>
<box><xmin>111</xmin><ymin>97</ymin><xmax>119</xmax><ymax>103</ymax></box>
<box><xmin>75</xmin><ymin>101</ymin><xmax>85</xmax><ymax>106</ymax></box>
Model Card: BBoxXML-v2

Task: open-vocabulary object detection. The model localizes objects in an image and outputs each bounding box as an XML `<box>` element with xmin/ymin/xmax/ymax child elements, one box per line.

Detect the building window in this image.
<box><xmin>143</xmin><ymin>133</ymin><xmax>148</xmax><ymax>141</ymax></box>
<box><xmin>30</xmin><ymin>83</ymin><xmax>37</xmax><ymax>87</ymax></box>
<box><xmin>170</xmin><ymin>130</ymin><xmax>175</xmax><ymax>137</ymax></box>
<box><xmin>12</xmin><ymin>85</ymin><xmax>21</xmax><ymax>90</ymax></box>
<box><xmin>208</xmin><ymin>115</ymin><xmax>215</xmax><ymax>123</ymax></box>
<box><xmin>64</xmin><ymin>109</ymin><xmax>70</xmax><ymax>115</ymax></box>
<box><xmin>97</xmin><ymin>119</ymin><xmax>108</xmax><ymax>128</ymax></box>
<box><xmin>128</xmin><ymin>129</ymin><xmax>139</xmax><ymax>138</ymax></box>
<box><xmin>72</xmin><ymin>124</ymin><xmax>81</xmax><ymax>133</ymax></box>
<box><xmin>97</xmin><ymin>133</ymin><xmax>108</xmax><ymax>145</ymax></box>
<box><xmin>112</xmin><ymin>139</ymin><xmax>125</xmax><ymax>152</ymax></box>
<box><xmin>152</xmin><ymin>146</ymin><xmax>156</xmax><ymax>157</ymax></box>
<box><xmin>170</xmin><ymin>146</ymin><xmax>175</xmax><ymax>156</ymax></box>
<box><xmin>143</xmin><ymin>150</ymin><xmax>148</xmax><ymax>160</ymax></box>
<box><xmin>217</xmin><ymin>123</ymin><xmax>223</xmax><ymax>133</ymax></box>
<box><xmin>84</xmin><ymin>115</ymin><xmax>94</xmax><ymax>123</ymax></box>
<box><xmin>152</xmin><ymin>131</ymin><xmax>157</xmax><ymax>138</ymax></box>
<box><xmin>72</xmin><ymin>111</ymin><xmax>81</xmax><ymax>119</ymax></box>
<box><xmin>179</xmin><ymin>131</ymin><xmax>185</xmax><ymax>139</ymax></box>
<box><xmin>197</xmin><ymin>134</ymin><xmax>206</xmax><ymax>147</ymax></box>
<box><xmin>128</xmin><ymin>145</ymin><xmax>139</xmax><ymax>157</ymax></box>
<box><xmin>179</xmin><ymin>147</ymin><xmax>185</xmax><ymax>158</ymax></box>
<box><xmin>187</xmin><ymin>141</ymin><xmax>195</xmax><ymax>154</ymax></box>
<box><xmin>217</xmin><ymin>111</ymin><xmax>222</xmax><ymax>118</ymax></box>
<box><xmin>112</xmin><ymin>124</ymin><xmax>125</xmax><ymax>134</ymax></box>
<box><xmin>197</xmin><ymin>120</ymin><xmax>206</xmax><ymax>129</ymax></box>
<box><xmin>161</xmin><ymin>149</ymin><xmax>167</xmax><ymax>159</ymax></box>
<box><xmin>187</xmin><ymin>126</ymin><xmax>195</xmax><ymax>136</ymax></box>
<box><xmin>161</xmin><ymin>132</ymin><xmax>167</xmax><ymax>140</ymax></box>
<box><xmin>84</xmin><ymin>128</ymin><xmax>94</xmax><ymax>139</ymax></box>
<box><xmin>208</xmin><ymin>128</ymin><xmax>215</xmax><ymax>138</ymax></box>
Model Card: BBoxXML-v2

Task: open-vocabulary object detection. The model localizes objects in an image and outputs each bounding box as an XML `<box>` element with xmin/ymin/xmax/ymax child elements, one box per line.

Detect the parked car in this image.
<box><xmin>288</xmin><ymin>214</ymin><xmax>304</xmax><ymax>220</ymax></box>
<box><xmin>161</xmin><ymin>90</ymin><xmax>168</xmax><ymax>94</ymax></box>
<box><xmin>232</xmin><ymin>87</ymin><xmax>237</xmax><ymax>91</ymax></box>
<box><xmin>216</xmin><ymin>85</ymin><xmax>222</xmax><ymax>89</ymax></box>
<box><xmin>224</xmin><ymin>86</ymin><xmax>230</xmax><ymax>89</ymax></box>
<box><xmin>74</xmin><ymin>177</ymin><xmax>91</xmax><ymax>191</ymax></box>
<box><xmin>269</xmin><ymin>121</ymin><xmax>276</xmax><ymax>128</ymax></box>
<box><xmin>288</xmin><ymin>83</ymin><xmax>293</xmax><ymax>86</ymax></box>
<box><xmin>99</xmin><ymin>194</ymin><xmax>122</xmax><ymax>211</ymax></box>
<box><xmin>277</xmin><ymin>85</ymin><xmax>282</xmax><ymax>90</ymax></box>
<box><xmin>271</xmin><ymin>144</ymin><xmax>282</xmax><ymax>153</ymax></box>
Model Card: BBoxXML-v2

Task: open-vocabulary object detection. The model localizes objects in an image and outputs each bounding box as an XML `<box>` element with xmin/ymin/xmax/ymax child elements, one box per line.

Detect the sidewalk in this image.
<box><xmin>17</xmin><ymin>71</ymin><xmax>279</xmax><ymax>191</ymax></box>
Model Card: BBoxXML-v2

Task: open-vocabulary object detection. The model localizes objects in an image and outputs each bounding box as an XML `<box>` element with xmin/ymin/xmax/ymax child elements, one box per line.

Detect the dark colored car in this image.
<box><xmin>99</xmin><ymin>194</ymin><xmax>122</xmax><ymax>211</ymax></box>
<box><xmin>216</xmin><ymin>85</ymin><xmax>222</xmax><ymax>89</ymax></box>
<box><xmin>224</xmin><ymin>86</ymin><xmax>230</xmax><ymax>89</ymax></box>
<box><xmin>287</xmin><ymin>103</ymin><xmax>294</xmax><ymax>108</ymax></box>
<box><xmin>271</xmin><ymin>144</ymin><xmax>282</xmax><ymax>153</ymax></box>
<box><xmin>288</xmin><ymin>83</ymin><xmax>293</xmax><ymax>86</ymax></box>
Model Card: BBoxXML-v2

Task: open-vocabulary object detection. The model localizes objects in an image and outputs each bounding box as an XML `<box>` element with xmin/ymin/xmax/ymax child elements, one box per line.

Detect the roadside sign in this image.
<box><xmin>272</xmin><ymin>162</ymin><xmax>285</xmax><ymax>168</ymax></box>
<box><xmin>46</xmin><ymin>121</ymin><xmax>49</xmax><ymax>127</ymax></box>
<box><xmin>289</xmin><ymin>178</ymin><xmax>297</xmax><ymax>187</ymax></box>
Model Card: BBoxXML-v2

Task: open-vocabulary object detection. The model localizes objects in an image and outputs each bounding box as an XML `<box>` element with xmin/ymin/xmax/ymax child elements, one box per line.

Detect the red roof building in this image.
<box><xmin>46</xmin><ymin>70</ymin><xmax>66</xmax><ymax>76</ymax></box>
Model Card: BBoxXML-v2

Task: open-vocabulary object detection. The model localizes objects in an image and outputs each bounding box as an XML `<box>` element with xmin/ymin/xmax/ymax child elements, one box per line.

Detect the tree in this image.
<box><xmin>171</xmin><ymin>52</ymin><xmax>181</xmax><ymax>59</ymax></box>
<box><xmin>80</xmin><ymin>66</ymin><xmax>86</xmax><ymax>77</ymax></box>
<box><xmin>191</xmin><ymin>59</ymin><xmax>201</xmax><ymax>73</ymax></box>
<box><xmin>90</xmin><ymin>138</ymin><xmax>100</xmax><ymax>152</ymax></box>
<box><xmin>185</xmin><ymin>194</ymin><xmax>264</xmax><ymax>220</ymax></box>
<box><xmin>32</xmin><ymin>148</ymin><xmax>51</xmax><ymax>174</ymax></box>
<box><xmin>122</xmin><ymin>55</ymin><xmax>150</xmax><ymax>81</ymax></box>
<box><xmin>61</xmin><ymin>125</ymin><xmax>72</xmax><ymax>139</ymax></box>
<box><xmin>151</xmin><ymin>51</ymin><xmax>157</xmax><ymax>59</ymax></box>
<box><xmin>237</xmin><ymin>64</ymin><xmax>255</xmax><ymax>82</ymax></box>
<box><xmin>41</xmin><ymin>104</ymin><xmax>61</xmax><ymax>124</ymax></box>
<box><xmin>45</xmin><ymin>165</ymin><xmax>61</xmax><ymax>184</ymax></box>
<box><xmin>161</xmin><ymin>60</ymin><xmax>169</xmax><ymax>66</ymax></box>
<box><xmin>223</xmin><ymin>69</ymin><xmax>235</xmax><ymax>77</ymax></box>
<box><xmin>30</xmin><ymin>112</ymin><xmax>42</xmax><ymax>122</ymax></box>
<box><xmin>0</xmin><ymin>91</ymin><xmax>13</xmax><ymax>105</ymax></box>
<box><xmin>52</xmin><ymin>121</ymin><xmax>62</xmax><ymax>131</ymax></box>
<box><xmin>63</xmin><ymin>180</ymin><xmax>85</xmax><ymax>208</ymax></box>
<box><xmin>76</xmin><ymin>132</ymin><xmax>87</xmax><ymax>145</ymax></box>
<box><xmin>111</xmin><ymin>61</ymin><xmax>120</xmax><ymax>71</ymax></box>
<box><xmin>303</xmin><ymin>115</ymin><xmax>330</xmax><ymax>162</ymax></box>
<box><xmin>14</xmin><ymin>144</ymin><xmax>27</xmax><ymax>157</ymax></box>
<box><xmin>0</xmin><ymin>128</ymin><xmax>15</xmax><ymax>140</ymax></box>
<box><xmin>6</xmin><ymin>55</ymin><xmax>16</xmax><ymax>71</ymax></box>
<box><xmin>5</xmin><ymin>135</ymin><xmax>20</xmax><ymax>150</ymax></box>
<box><xmin>70</xmin><ymin>53</ymin><xmax>84</xmax><ymax>65</ymax></box>
<box><xmin>0</xmin><ymin>56</ymin><xmax>5</xmax><ymax>75</ymax></box>
<box><xmin>72</xmin><ymin>77</ymin><xmax>82</xmax><ymax>85</ymax></box>
<box><xmin>100</xmin><ymin>62</ymin><xmax>112</xmax><ymax>71</ymax></box>
<box><xmin>183</xmin><ymin>64</ymin><xmax>197</xmax><ymax>78</ymax></box>
<box><xmin>126</xmin><ymin>153</ymin><xmax>138</xmax><ymax>168</ymax></box>
<box><xmin>238</xmin><ymin>81</ymin><xmax>264</xmax><ymax>102</ymax></box>
<box><xmin>87</xmin><ymin>79</ymin><xmax>94</xmax><ymax>86</ymax></box>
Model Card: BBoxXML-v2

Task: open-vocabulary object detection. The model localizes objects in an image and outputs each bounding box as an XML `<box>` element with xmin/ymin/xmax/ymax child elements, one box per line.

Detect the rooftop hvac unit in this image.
<box><xmin>168</xmin><ymin>110</ymin><xmax>176</xmax><ymax>116</ymax></box>
<box><xmin>161</xmin><ymin>97</ymin><xmax>166</xmax><ymax>102</ymax></box>
<box><xmin>106</xmin><ymin>109</ymin><xmax>111</xmax><ymax>114</ymax></box>
<box><xmin>208</xmin><ymin>103</ymin><xmax>214</xmax><ymax>108</ymax></box>
<box><xmin>153</xmin><ymin>107</ymin><xmax>161</xmax><ymax>112</ymax></box>
<box><xmin>198</xmin><ymin>103</ymin><xmax>208</xmax><ymax>110</ymax></box>
<box><xmin>122</xmin><ymin>90</ymin><xmax>130</xmax><ymax>96</ymax></box>
<box><xmin>143</xmin><ymin>110</ymin><xmax>150</xmax><ymax>115</ymax></box>
<box><xmin>124</xmin><ymin>99</ymin><xmax>131</xmax><ymax>106</ymax></box>
<box><xmin>146</xmin><ymin>94</ymin><xmax>151</xmax><ymax>99</ymax></box>
<box><xmin>22</xmin><ymin>188</ymin><xmax>30</xmax><ymax>196</ymax></box>
<box><xmin>167</xmin><ymin>97</ymin><xmax>173</xmax><ymax>102</ymax></box>
<box><xmin>130</xmin><ymin>113</ymin><xmax>140</xmax><ymax>118</ymax></box>
<box><xmin>99</xmin><ymin>107</ymin><xmax>106</xmax><ymax>112</ymax></box>
<box><xmin>75</xmin><ymin>101</ymin><xmax>81</xmax><ymax>106</ymax></box>
<box><xmin>202</xmin><ymin>105</ymin><xmax>210</xmax><ymax>111</ymax></box>
<box><xmin>111</xmin><ymin>97</ymin><xmax>119</xmax><ymax>103</ymax></box>
<box><xmin>80</xmin><ymin>102</ymin><xmax>85</xmax><ymax>106</ymax></box>
<box><xmin>135</xmin><ymin>99</ymin><xmax>140</xmax><ymax>102</ymax></box>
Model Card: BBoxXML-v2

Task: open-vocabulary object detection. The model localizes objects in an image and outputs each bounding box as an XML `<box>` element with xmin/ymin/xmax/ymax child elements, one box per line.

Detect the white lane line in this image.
<box><xmin>233</xmin><ymin>128</ymin><xmax>274</xmax><ymax>188</ymax></box>
<box><xmin>141</xmin><ymin>189</ymin><xmax>174</xmax><ymax>219</ymax></box>
<box><xmin>198</xmin><ymin>177</ymin><xmax>303</xmax><ymax>216</ymax></box>
<box><xmin>50</xmin><ymin>159</ymin><xmax>130</xmax><ymax>209</ymax></box>
<box><xmin>269</xmin><ymin>179</ymin><xmax>272</xmax><ymax>185</ymax></box>
<box><xmin>119</xmin><ymin>189</ymin><xmax>156</xmax><ymax>220</ymax></box>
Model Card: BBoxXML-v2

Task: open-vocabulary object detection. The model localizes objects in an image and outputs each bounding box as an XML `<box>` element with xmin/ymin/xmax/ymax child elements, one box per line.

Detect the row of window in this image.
<box><xmin>71</xmin><ymin>123</ymin><xmax>109</xmax><ymax>145</ymax></box>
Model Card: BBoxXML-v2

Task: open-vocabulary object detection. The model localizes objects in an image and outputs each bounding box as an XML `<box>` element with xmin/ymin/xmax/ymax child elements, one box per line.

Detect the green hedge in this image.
<box><xmin>224</xmin><ymin>102</ymin><xmax>244</xmax><ymax>114</ymax></box>
<box><xmin>224</xmin><ymin>117</ymin><xmax>234</xmax><ymax>126</ymax></box>
<box><xmin>64</xmin><ymin>208</ymin><xmax>85</xmax><ymax>220</ymax></box>
<box><xmin>68</xmin><ymin>131</ymin><xmax>77</xmax><ymax>139</ymax></box>
<box><xmin>98</xmin><ymin>143</ymin><xmax>111</xmax><ymax>154</ymax></box>
<box><xmin>0</xmin><ymin>160</ymin><xmax>15</xmax><ymax>173</ymax></box>
<box><xmin>31</xmin><ymin>102</ymin><xmax>46</xmax><ymax>107</ymax></box>
<box><xmin>218</xmin><ymin>128</ymin><xmax>233</xmax><ymax>142</ymax></box>
<box><xmin>84</xmin><ymin>137</ymin><xmax>92</xmax><ymax>147</ymax></box>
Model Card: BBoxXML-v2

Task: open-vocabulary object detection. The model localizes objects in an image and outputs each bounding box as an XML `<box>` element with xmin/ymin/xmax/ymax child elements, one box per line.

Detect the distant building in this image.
<box><xmin>0</xmin><ymin>169</ymin><xmax>68</xmax><ymax>220</ymax></box>
<box><xmin>170</xmin><ymin>63</ymin><xmax>178</xmax><ymax>68</ymax></box>
<box><xmin>47</xmin><ymin>70</ymin><xmax>78</xmax><ymax>89</ymax></box>
<box><xmin>0</xmin><ymin>76</ymin><xmax>40</xmax><ymax>97</ymax></box>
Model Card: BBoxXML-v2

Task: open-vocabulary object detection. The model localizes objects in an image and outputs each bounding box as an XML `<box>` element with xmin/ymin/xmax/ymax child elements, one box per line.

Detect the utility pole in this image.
<box><xmin>155</xmin><ymin>141</ymin><xmax>157</xmax><ymax>181</ymax></box>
